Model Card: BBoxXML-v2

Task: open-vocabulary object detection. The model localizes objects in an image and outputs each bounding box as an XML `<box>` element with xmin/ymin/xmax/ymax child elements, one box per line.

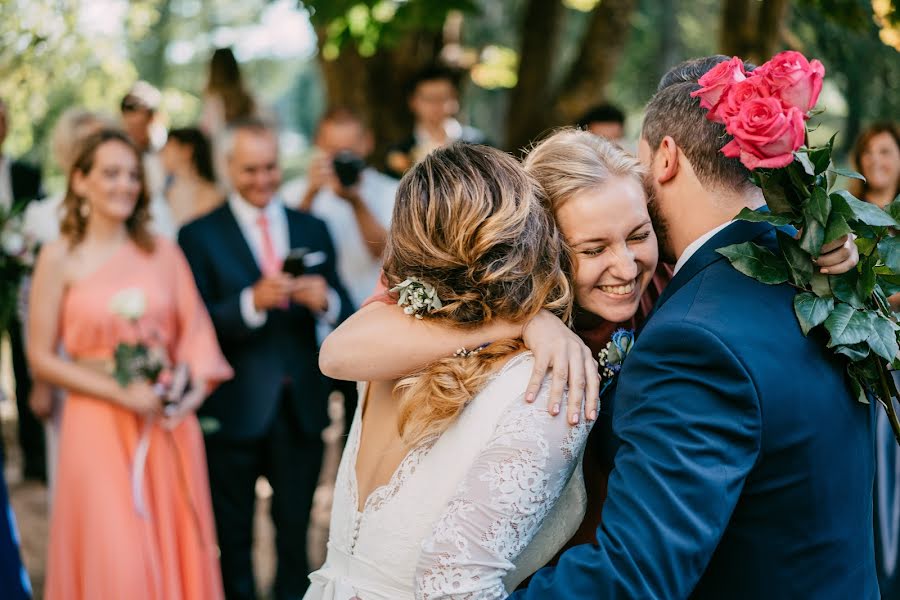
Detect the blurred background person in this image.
<box><xmin>283</xmin><ymin>108</ymin><xmax>395</xmax><ymax>308</ymax></box>
<box><xmin>282</xmin><ymin>107</ymin><xmax>396</xmax><ymax>436</ymax></box>
<box><xmin>24</xmin><ymin>109</ymin><xmax>115</xmax><ymax>244</ymax></box>
<box><xmin>28</xmin><ymin>128</ymin><xmax>231</xmax><ymax>599</ymax></box>
<box><xmin>200</xmin><ymin>48</ymin><xmax>260</xmax><ymax>191</ymax></box>
<box><xmin>0</xmin><ymin>97</ymin><xmax>46</xmax><ymax>485</ymax></box>
<box><xmin>120</xmin><ymin>82</ymin><xmax>166</xmax><ymax>198</ymax></box>
<box><xmin>853</xmin><ymin>121</ymin><xmax>900</xmax><ymax>599</ymax></box>
<box><xmin>160</xmin><ymin>127</ymin><xmax>223</xmax><ymax>227</ymax></box>
<box><xmin>22</xmin><ymin>108</ymin><xmax>115</xmax><ymax>500</ymax></box>
<box><xmin>200</xmin><ymin>48</ymin><xmax>257</xmax><ymax>138</ymax></box>
<box><xmin>576</xmin><ymin>103</ymin><xmax>627</xmax><ymax>144</ymax></box>
<box><xmin>852</xmin><ymin>122</ymin><xmax>900</xmax><ymax>209</ymax></box>
<box><xmin>384</xmin><ymin>64</ymin><xmax>488</xmax><ymax>178</ymax></box>
<box><xmin>178</xmin><ymin>119</ymin><xmax>352</xmax><ymax>600</ymax></box>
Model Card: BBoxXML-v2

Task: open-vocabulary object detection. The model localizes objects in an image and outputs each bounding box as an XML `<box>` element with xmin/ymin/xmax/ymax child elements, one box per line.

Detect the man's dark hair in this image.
<box><xmin>576</xmin><ymin>103</ymin><xmax>626</xmax><ymax>129</ymax></box>
<box><xmin>643</xmin><ymin>56</ymin><xmax>756</xmax><ymax>192</ymax></box>
<box><xmin>316</xmin><ymin>106</ymin><xmax>369</xmax><ymax>134</ymax></box>
<box><xmin>406</xmin><ymin>64</ymin><xmax>461</xmax><ymax>98</ymax></box>
<box><xmin>168</xmin><ymin>127</ymin><xmax>216</xmax><ymax>184</ymax></box>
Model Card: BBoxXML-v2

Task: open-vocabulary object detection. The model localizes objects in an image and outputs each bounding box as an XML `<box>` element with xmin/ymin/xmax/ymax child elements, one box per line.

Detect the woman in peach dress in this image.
<box><xmin>27</xmin><ymin>128</ymin><xmax>232</xmax><ymax>599</ymax></box>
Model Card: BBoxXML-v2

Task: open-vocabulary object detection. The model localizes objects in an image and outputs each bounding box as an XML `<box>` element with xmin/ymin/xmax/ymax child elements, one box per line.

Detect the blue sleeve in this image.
<box><xmin>177</xmin><ymin>224</ymin><xmax>255</xmax><ymax>346</ymax></box>
<box><xmin>512</xmin><ymin>319</ymin><xmax>761</xmax><ymax>599</ymax></box>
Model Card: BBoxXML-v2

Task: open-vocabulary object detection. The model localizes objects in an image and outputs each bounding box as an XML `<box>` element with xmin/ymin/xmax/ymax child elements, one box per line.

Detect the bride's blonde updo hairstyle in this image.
<box><xmin>383</xmin><ymin>142</ymin><xmax>573</xmax><ymax>446</ymax></box>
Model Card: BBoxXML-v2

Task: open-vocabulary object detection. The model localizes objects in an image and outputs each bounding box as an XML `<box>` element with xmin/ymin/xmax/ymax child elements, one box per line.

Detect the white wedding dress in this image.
<box><xmin>305</xmin><ymin>352</ymin><xmax>591</xmax><ymax>599</ymax></box>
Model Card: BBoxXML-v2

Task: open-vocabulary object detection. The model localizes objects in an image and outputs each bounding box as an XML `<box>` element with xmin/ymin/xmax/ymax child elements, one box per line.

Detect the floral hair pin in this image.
<box><xmin>598</xmin><ymin>329</ymin><xmax>634</xmax><ymax>394</ymax></box>
<box><xmin>391</xmin><ymin>276</ymin><xmax>443</xmax><ymax>319</ymax></box>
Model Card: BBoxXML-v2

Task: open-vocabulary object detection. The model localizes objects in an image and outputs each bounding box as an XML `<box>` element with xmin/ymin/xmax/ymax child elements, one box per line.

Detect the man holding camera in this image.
<box><xmin>285</xmin><ymin>108</ymin><xmax>397</xmax><ymax>309</ymax></box>
<box><xmin>178</xmin><ymin>118</ymin><xmax>352</xmax><ymax>600</ymax></box>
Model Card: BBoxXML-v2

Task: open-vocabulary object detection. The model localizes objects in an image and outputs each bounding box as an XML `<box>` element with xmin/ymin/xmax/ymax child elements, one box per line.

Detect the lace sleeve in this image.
<box><xmin>414</xmin><ymin>385</ymin><xmax>591</xmax><ymax>599</ymax></box>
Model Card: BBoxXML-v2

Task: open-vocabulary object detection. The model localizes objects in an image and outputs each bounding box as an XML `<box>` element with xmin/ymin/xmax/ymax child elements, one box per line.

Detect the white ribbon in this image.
<box><xmin>131</xmin><ymin>417</ymin><xmax>154</xmax><ymax>518</ymax></box>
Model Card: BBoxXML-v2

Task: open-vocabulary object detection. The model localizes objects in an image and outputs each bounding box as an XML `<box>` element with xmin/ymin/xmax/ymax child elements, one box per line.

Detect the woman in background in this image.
<box><xmin>853</xmin><ymin>121</ymin><xmax>900</xmax><ymax>599</ymax></box>
<box><xmin>200</xmin><ymin>48</ymin><xmax>256</xmax><ymax>138</ymax></box>
<box><xmin>29</xmin><ymin>129</ymin><xmax>231</xmax><ymax>599</ymax></box>
<box><xmin>160</xmin><ymin>127</ymin><xmax>223</xmax><ymax>226</ymax></box>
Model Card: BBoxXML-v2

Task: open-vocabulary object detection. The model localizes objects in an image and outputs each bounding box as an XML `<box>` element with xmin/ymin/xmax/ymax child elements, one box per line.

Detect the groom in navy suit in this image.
<box><xmin>513</xmin><ymin>57</ymin><xmax>878</xmax><ymax>599</ymax></box>
<box><xmin>179</xmin><ymin>119</ymin><xmax>352</xmax><ymax>600</ymax></box>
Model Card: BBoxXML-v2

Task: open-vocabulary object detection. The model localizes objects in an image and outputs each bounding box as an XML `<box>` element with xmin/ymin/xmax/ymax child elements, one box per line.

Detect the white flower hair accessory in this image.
<box><xmin>391</xmin><ymin>277</ymin><xmax>443</xmax><ymax>319</ymax></box>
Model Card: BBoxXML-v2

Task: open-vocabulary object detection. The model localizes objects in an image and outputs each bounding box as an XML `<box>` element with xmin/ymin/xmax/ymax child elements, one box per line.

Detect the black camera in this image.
<box><xmin>332</xmin><ymin>151</ymin><xmax>365</xmax><ymax>187</ymax></box>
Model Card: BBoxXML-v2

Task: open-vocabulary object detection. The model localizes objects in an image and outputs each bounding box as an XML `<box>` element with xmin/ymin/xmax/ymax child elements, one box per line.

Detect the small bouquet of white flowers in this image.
<box><xmin>109</xmin><ymin>287</ymin><xmax>169</xmax><ymax>390</ymax></box>
<box><xmin>0</xmin><ymin>202</ymin><xmax>38</xmax><ymax>331</ymax></box>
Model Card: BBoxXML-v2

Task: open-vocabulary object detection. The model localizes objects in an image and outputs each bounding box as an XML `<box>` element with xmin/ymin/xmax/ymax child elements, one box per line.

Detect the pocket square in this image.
<box><xmin>303</xmin><ymin>251</ymin><xmax>327</xmax><ymax>268</ymax></box>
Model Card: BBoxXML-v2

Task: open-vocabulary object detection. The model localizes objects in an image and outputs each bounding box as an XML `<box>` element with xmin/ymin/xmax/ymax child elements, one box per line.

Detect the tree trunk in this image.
<box><xmin>505</xmin><ymin>0</ymin><xmax>566</xmax><ymax>153</ymax></box>
<box><xmin>719</xmin><ymin>0</ymin><xmax>789</xmax><ymax>63</ymax></box>
<box><xmin>316</xmin><ymin>29</ymin><xmax>442</xmax><ymax>170</ymax></box>
<box><xmin>658</xmin><ymin>0</ymin><xmax>681</xmax><ymax>81</ymax></box>
<box><xmin>552</xmin><ymin>0</ymin><xmax>637</xmax><ymax>127</ymax></box>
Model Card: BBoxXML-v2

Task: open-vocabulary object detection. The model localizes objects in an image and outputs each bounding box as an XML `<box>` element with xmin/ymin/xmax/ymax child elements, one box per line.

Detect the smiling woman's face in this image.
<box><xmin>554</xmin><ymin>175</ymin><xmax>659</xmax><ymax>324</ymax></box>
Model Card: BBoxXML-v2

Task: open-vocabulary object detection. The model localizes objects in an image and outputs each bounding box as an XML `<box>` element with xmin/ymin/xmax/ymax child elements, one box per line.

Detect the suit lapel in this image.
<box><xmin>286</xmin><ymin>208</ymin><xmax>303</xmax><ymax>250</ymax></box>
<box><xmin>218</xmin><ymin>204</ymin><xmax>262</xmax><ymax>281</ymax></box>
<box><xmin>653</xmin><ymin>220</ymin><xmax>774</xmax><ymax>313</ymax></box>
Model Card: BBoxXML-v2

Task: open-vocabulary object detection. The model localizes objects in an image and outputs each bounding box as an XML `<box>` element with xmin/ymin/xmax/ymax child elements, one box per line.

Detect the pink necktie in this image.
<box><xmin>256</xmin><ymin>213</ymin><xmax>282</xmax><ymax>276</ymax></box>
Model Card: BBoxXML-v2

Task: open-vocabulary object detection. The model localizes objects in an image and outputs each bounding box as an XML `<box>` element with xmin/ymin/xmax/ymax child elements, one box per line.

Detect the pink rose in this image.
<box><xmin>756</xmin><ymin>51</ymin><xmax>825</xmax><ymax>113</ymax></box>
<box><xmin>690</xmin><ymin>56</ymin><xmax>747</xmax><ymax>121</ymax></box>
<box><xmin>721</xmin><ymin>98</ymin><xmax>805</xmax><ymax>170</ymax></box>
<box><xmin>710</xmin><ymin>75</ymin><xmax>773</xmax><ymax>123</ymax></box>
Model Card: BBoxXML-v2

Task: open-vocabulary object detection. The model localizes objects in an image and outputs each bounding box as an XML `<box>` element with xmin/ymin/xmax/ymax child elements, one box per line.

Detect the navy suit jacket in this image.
<box><xmin>178</xmin><ymin>202</ymin><xmax>352</xmax><ymax>441</ymax></box>
<box><xmin>514</xmin><ymin>220</ymin><xmax>877</xmax><ymax>599</ymax></box>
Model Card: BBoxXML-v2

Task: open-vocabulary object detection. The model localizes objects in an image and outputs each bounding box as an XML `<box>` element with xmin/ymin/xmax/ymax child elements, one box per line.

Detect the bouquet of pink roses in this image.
<box><xmin>694</xmin><ymin>51</ymin><xmax>900</xmax><ymax>446</ymax></box>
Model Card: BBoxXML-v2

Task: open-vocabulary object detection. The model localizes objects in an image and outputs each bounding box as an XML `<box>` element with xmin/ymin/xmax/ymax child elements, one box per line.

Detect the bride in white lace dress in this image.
<box><xmin>305</xmin><ymin>144</ymin><xmax>591</xmax><ymax>600</ymax></box>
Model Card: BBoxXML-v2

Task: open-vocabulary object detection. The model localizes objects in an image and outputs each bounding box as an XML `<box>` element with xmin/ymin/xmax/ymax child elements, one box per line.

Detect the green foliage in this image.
<box><xmin>302</xmin><ymin>0</ymin><xmax>479</xmax><ymax>57</ymax></box>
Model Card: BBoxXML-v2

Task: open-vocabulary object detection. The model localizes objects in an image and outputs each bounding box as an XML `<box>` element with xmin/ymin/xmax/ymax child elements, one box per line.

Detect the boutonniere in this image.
<box><xmin>598</xmin><ymin>328</ymin><xmax>635</xmax><ymax>394</ymax></box>
<box><xmin>391</xmin><ymin>276</ymin><xmax>443</xmax><ymax>319</ymax></box>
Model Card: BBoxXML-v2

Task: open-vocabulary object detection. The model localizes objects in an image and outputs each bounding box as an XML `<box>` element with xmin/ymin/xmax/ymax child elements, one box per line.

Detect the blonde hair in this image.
<box><xmin>50</xmin><ymin>109</ymin><xmax>116</xmax><ymax>174</ymax></box>
<box><xmin>60</xmin><ymin>128</ymin><xmax>155</xmax><ymax>252</ymax></box>
<box><xmin>384</xmin><ymin>143</ymin><xmax>573</xmax><ymax>446</ymax></box>
<box><xmin>523</xmin><ymin>128</ymin><xmax>645</xmax><ymax>214</ymax></box>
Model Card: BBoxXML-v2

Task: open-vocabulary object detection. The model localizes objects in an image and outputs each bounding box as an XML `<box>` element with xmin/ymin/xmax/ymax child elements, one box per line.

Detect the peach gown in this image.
<box><xmin>45</xmin><ymin>237</ymin><xmax>233</xmax><ymax>600</ymax></box>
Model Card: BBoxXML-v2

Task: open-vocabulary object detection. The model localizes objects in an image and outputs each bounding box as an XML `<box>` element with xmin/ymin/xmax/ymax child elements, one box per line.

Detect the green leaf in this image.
<box><xmin>830</xmin><ymin>270</ymin><xmax>867</xmax><ymax>309</ymax></box>
<box><xmin>810</xmin><ymin>271</ymin><xmax>833</xmax><ymax>298</ymax></box>
<box><xmin>823</xmin><ymin>212</ymin><xmax>853</xmax><ymax>245</ymax></box>
<box><xmin>799</xmin><ymin>218</ymin><xmax>826</xmax><ymax>258</ymax></box>
<box><xmin>758</xmin><ymin>171</ymin><xmax>798</xmax><ymax>216</ymax></box>
<box><xmin>836</xmin><ymin>343</ymin><xmax>871</xmax><ymax>362</ymax></box>
<box><xmin>793</xmin><ymin>292</ymin><xmax>834</xmax><ymax>336</ymax></box>
<box><xmin>716</xmin><ymin>242</ymin><xmax>790</xmax><ymax>285</ymax></box>
<box><xmin>794</xmin><ymin>151</ymin><xmax>816</xmax><ymax>176</ymax></box>
<box><xmin>831</xmin><ymin>190</ymin><xmax>899</xmax><ymax>227</ymax></box>
<box><xmin>806</xmin><ymin>187</ymin><xmax>832</xmax><ymax>226</ymax></box>
<box><xmin>879</xmin><ymin>237</ymin><xmax>900</xmax><ymax>273</ymax></box>
<box><xmin>859</xmin><ymin>255</ymin><xmax>878</xmax><ymax>298</ymax></box>
<box><xmin>856</xmin><ymin>236</ymin><xmax>878</xmax><ymax>256</ymax></box>
<box><xmin>824</xmin><ymin>304</ymin><xmax>874</xmax><ymax>346</ymax></box>
<box><xmin>808</xmin><ymin>140</ymin><xmax>834</xmax><ymax>175</ymax></box>
<box><xmin>868</xmin><ymin>315</ymin><xmax>900</xmax><ymax>363</ymax></box>
<box><xmin>828</xmin><ymin>166</ymin><xmax>867</xmax><ymax>181</ymax></box>
<box><xmin>848</xmin><ymin>373</ymin><xmax>870</xmax><ymax>404</ymax></box>
<box><xmin>878</xmin><ymin>274</ymin><xmax>900</xmax><ymax>296</ymax></box>
<box><xmin>888</xmin><ymin>198</ymin><xmax>900</xmax><ymax>224</ymax></box>
<box><xmin>826</xmin><ymin>165</ymin><xmax>837</xmax><ymax>192</ymax></box>
<box><xmin>777</xmin><ymin>229</ymin><xmax>814</xmax><ymax>286</ymax></box>
<box><xmin>733</xmin><ymin>207</ymin><xmax>794</xmax><ymax>227</ymax></box>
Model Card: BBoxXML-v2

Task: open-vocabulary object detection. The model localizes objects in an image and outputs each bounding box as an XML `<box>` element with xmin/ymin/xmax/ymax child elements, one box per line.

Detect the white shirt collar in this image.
<box><xmin>227</xmin><ymin>192</ymin><xmax>283</xmax><ymax>227</ymax></box>
<box><xmin>673</xmin><ymin>221</ymin><xmax>734</xmax><ymax>275</ymax></box>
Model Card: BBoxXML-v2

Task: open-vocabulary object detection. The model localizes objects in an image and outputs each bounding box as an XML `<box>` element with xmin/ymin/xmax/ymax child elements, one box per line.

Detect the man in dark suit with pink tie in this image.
<box><xmin>179</xmin><ymin>119</ymin><xmax>352</xmax><ymax>600</ymax></box>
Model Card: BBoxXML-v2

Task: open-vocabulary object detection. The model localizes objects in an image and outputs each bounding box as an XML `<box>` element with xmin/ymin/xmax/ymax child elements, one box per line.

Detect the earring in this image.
<box><xmin>79</xmin><ymin>199</ymin><xmax>90</xmax><ymax>219</ymax></box>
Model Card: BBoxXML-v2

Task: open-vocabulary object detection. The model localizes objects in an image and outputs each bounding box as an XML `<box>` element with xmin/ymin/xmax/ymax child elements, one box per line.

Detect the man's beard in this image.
<box><xmin>644</xmin><ymin>179</ymin><xmax>676</xmax><ymax>265</ymax></box>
